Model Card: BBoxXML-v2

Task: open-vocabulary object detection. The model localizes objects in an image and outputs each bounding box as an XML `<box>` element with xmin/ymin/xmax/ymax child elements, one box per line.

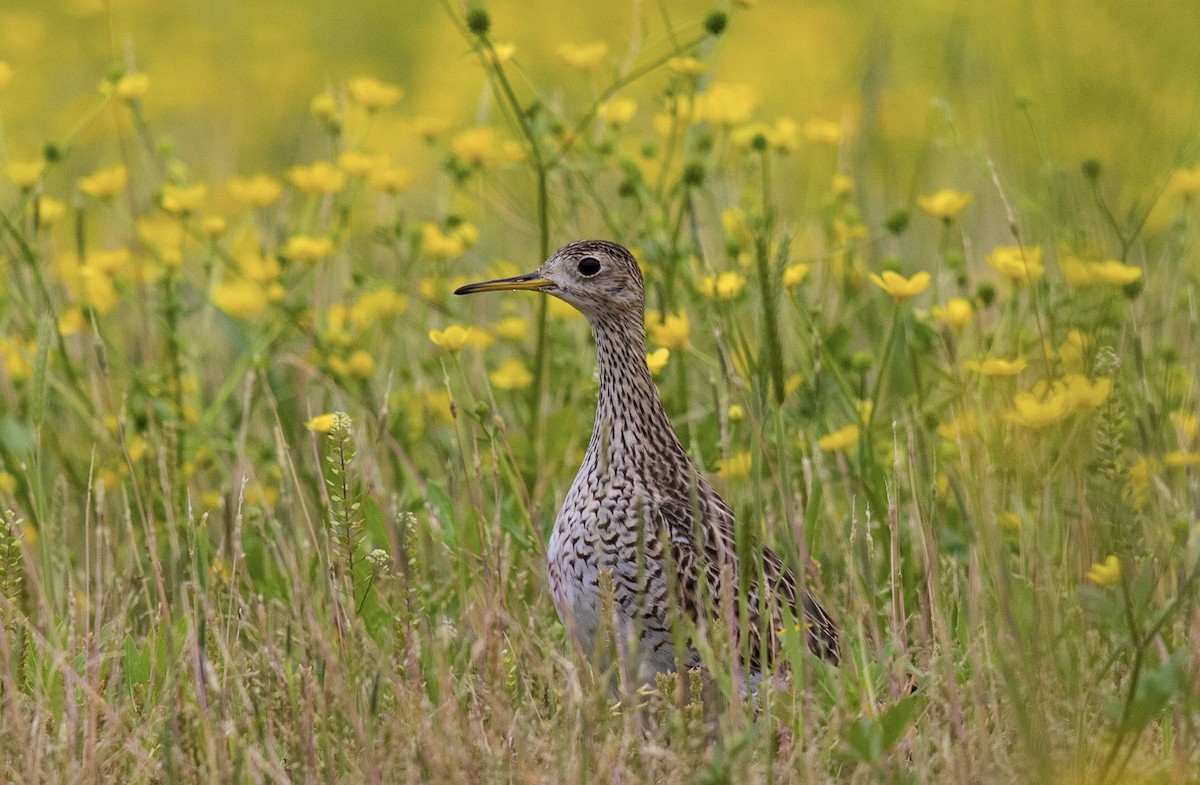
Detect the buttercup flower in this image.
<box><xmin>558</xmin><ymin>41</ymin><xmax>608</xmax><ymax>69</ymax></box>
<box><xmin>310</xmin><ymin>92</ymin><xmax>338</xmax><ymax>121</ymax></box>
<box><xmin>597</xmin><ymin>98</ymin><xmax>637</xmax><ymax>126</ymax></box>
<box><xmin>305</xmin><ymin>414</ymin><xmax>337</xmax><ymax>433</ymax></box>
<box><xmin>645</xmin><ymin>348</ymin><xmax>670</xmax><ymax>375</ymax></box>
<box><xmin>101</xmin><ymin>72</ymin><xmax>149</xmax><ymax>100</ymax></box>
<box><xmin>495</xmin><ymin>316</ymin><xmax>530</xmax><ymax>342</ymax></box>
<box><xmin>1086</xmin><ymin>555</ymin><xmax>1121</xmax><ymax>586</ymax></box>
<box><xmin>284</xmin><ymin>235</ymin><xmax>335</xmax><ymax>262</ymax></box>
<box><xmin>716</xmin><ymin>451</ymin><xmax>752</xmax><ymax>479</ymax></box>
<box><xmin>348</xmin><ymin>76</ymin><xmax>403</xmax><ymax>110</ymax></box>
<box><xmin>161</xmin><ymin>184</ymin><xmax>207</xmax><ymax>214</ymax></box>
<box><xmin>368</xmin><ymin>165</ymin><xmax>413</xmax><ymax>194</ymax></box>
<box><xmin>288</xmin><ymin>161</ymin><xmax>346</xmax><ymax>194</ymax></box>
<box><xmin>817</xmin><ymin>424</ymin><xmax>860</xmax><ymax>452</ymax></box>
<box><xmin>78</xmin><ymin>165</ymin><xmax>128</xmax><ymax>198</ymax></box>
<box><xmin>668</xmin><ymin>56</ymin><xmax>708</xmax><ymax>76</ymax></box>
<box><xmin>804</xmin><ymin>118</ymin><xmax>843</xmax><ymax>144</ymax></box>
<box><xmin>429</xmin><ymin>325</ymin><xmax>471</xmax><ymax>353</ymax></box>
<box><xmin>452</xmin><ymin>127</ymin><xmax>497</xmax><ymax>166</ymax></box>
<box><xmin>869</xmin><ymin>270</ymin><xmax>930</xmax><ymax>301</ymax></box>
<box><xmin>783</xmin><ymin>263</ymin><xmax>810</xmax><ymax>290</ymax></box>
<box><xmin>490</xmin><ymin>358</ymin><xmax>533</xmax><ymax>390</ymax></box>
<box><xmin>8</xmin><ymin>159</ymin><xmax>46</xmax><ymax>189</ymax></box>
<box><xmin>987</xmin><ymin>245</ymin><xmax>1044</xmax><ymax>285</ymax></box>
<box><xmin>931</xmin><ymin>297</ymin><xmax>973</xmax><ymax>328</ymax></box>
<box><xmin>1004</xmin><ymin>384</ymin><xmax>1071</xmax><ymax>429</ymax></box>
<box><xmin>917</xmin><ymin>189</ymin><xmax>973</xmax><ymax>220</ymax></box>
<box><xmin>228</xmin><ymin>174</ymin><xmax>283</xmax><ymax>207</ymax></box>
<box><xmin>213</xmin><ymin>280</ymin><xmax>269</xmax><ymax>319</ymax></box>
<box><xmin>699</xmin><ymin>271</ymin><xmax>747</xmax><ymax>300</ymax></box>
<box><xmin>965</xmin><ymin>357</ymin><xmax>1027</xmax><ymax>376</ymax></box>
<box><xmin>648</xmin><ymin>312</ymin><xmax>689</xmax><ymax>349</ymax></box>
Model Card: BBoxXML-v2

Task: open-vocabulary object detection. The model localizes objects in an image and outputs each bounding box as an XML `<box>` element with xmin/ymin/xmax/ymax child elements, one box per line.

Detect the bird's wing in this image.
<box><xmin>653</xmin><ymin>472</ymin><xmax>840</xmax><ymax>670</ymax></box>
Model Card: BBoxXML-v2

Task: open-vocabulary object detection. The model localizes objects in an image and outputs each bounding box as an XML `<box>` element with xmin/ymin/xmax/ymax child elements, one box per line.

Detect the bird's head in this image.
<box><xmin>454</xmin><ymin>240</ymin><xmax>645</xmax><ymax>320</ymax></box>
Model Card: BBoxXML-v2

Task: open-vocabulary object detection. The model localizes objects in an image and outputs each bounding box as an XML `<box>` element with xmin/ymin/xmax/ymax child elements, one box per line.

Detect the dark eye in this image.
<box><xmin>577</xmin><ymin>257</ymin><xmax>602</xmax><ymax>277</ymax></box>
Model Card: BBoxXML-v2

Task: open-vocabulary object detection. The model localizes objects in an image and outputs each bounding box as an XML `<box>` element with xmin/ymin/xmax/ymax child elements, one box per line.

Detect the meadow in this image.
<box><xmin>1</xmin><ymin>1</ymin><xmax>1199</xmax><ymax>782</ymax></box>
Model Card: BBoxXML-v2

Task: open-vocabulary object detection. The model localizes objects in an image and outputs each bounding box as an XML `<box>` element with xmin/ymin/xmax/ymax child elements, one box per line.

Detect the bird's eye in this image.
<box><xmin>577</xmin><ymin>257</ymin><xmax>602</xmax><ymax>277</ymax></box>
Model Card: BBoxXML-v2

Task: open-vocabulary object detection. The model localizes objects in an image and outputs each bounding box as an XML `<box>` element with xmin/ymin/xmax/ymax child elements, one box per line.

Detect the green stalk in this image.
<box><xmin>753</xmin><ymin>149</ymin><xmax>785</xmax><ymax>405</ymax></box>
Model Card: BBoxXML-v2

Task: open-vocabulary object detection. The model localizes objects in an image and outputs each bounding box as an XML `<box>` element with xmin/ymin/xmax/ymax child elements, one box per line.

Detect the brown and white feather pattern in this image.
<box><xmin>541</xmin><ymin>241</ymin><xmax>839</xmax><ymax>684</ymax></box>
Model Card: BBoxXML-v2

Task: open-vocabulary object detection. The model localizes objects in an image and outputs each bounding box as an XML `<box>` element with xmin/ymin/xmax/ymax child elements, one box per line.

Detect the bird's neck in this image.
<box><xmin>586</xmin><ymin>311</ymin><xmax>683</xmax><ymax>465</ymax></box>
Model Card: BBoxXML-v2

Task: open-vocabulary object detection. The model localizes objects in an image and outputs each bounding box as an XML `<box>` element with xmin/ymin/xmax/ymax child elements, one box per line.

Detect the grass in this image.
<box><xmin>1</xmin><ymin>2</ymin><xmax>1199</xmax><ymax>782</ymax></box>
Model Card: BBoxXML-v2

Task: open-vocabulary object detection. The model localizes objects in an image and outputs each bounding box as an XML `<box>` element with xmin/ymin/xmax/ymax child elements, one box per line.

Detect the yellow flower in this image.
<box><xmin>1089</xmin><ymin>259</ymin><xmax>1142</xmax><ymax>286</ymax></box>
<box><xmin>1167</xmin><ymin>165</ymin><xmax>1200</xmax><ymax>198</ymax></box>
<box><xmin>831</xmin><ymin>174</ymin><xmax>855</xmax><ymax>198</ymax></box>
<box><xmin>367</xmin><ymin>165</ymin><xmax>413</xmax><ymax>194</ymax></box>
<box><xmin>930</xmin><ymin>297</ymin><xmax>973</xmax><ymax>329</ymax></box>
<box><xmin>597</xmin><ymin>98</ymin><xmax>637</xmax><ymax>126</ymax></box>
<box><xmin>1060</xmin><ymin>374</ymin><xmax>1111</xmax><ymax>410</ymax></box>
<box><xmin>495</xmin><ymin>316</ymin><xmax>530</xmax><ymax>341</ymax></box>
<box><xmin>817</xmin><ymin>424</ymin><xmax>860</xmax><ymax>452</ymax></box>
<box><xmin>716</xmin><ymin>451</ymin><xmax>752</xmax><ymax>479</ymax></box>
<box><xmin>1086</xmin><ymin>555</ymin><xmax>1121</xmax><ymax>586</ymax></box>
<box><xmin>998</xmin><ymin>511</ymin><xmax>1022</xmax><ymax>531</ymax></box>
<box><xmin>228</xmin><ymin>174</ymin><xmax>283</xmax><ymax>207</ymax></box>
<box><xmin>868</xmin><ymin>270</ymin><xmax>930</xmax><ymax>301</ymax></box>
<box><xmin>987</xmin><ymin>245</ymin><xmax>1044</xmax><ymax>285</ymax></box>
<box><xmin>667</xmin><ymin>56</ymin><xmax>708</xmax><ymax>76</ymax></box>
<box><xmin>58</xmin><ymin>307</ymin><xmax>87</xmax><ymax>336</ymax></box>
<box><xmin>213</xmin><ymin>280</ymin><xmax>269</xmax><ymax>319</ymax></box>
<box><xmin>201</xmin><ymin>215</ymin><xmax>227</xmax><ymax>237</ymax></box>
<box><xmin>483</xmin><ymin>42</ymin><xmax>516</xmax><ymax>66</ymax></box>
<box><xmin>452</xmin><ymin>127</ymin><xmax>497</xmax><ymax>166</ymax></box>
<box><xmin>558</xmin><ymin>41</ymin><xmax>608</xmax><ymax>69</ymax></box>
<box><xmin>101</xmin><ymin>72</ymin><xmax>149</xmax><ymax>100</ymax></box>
<box><xmin>78</xmin><ymin>165</ymin><xmax>128</xmax><ymax>198</ymax></box>
<box><xmin>1004</xmin><ymin>385</ymin><xmax>1072</xmax><ymax>429</ymax></box>
<box><xmin>699</xmin><ymin>82</ymin><xmax>759</xmax><ymax>126</ymax></box>
<box><xmin>351</xmin><ymin>287</ymin><xmax>407</xmax><ymax>329</ymax></box>
<box><xmin>412</xmin><ymin>115</ymin><xmax>451</xmax><ymax>141</ymax></box>
<box><xmin>917</xmin><ymin>189</ymin><xmax>973</xmax><ymax>220</ymax></box>
<box><xmin>0</xmin><ymin>337</ymin><xmax>34</xmax><ymax>380</ymax></box>
<box><xmin>338</xmin><ymin>149</ymin><xmax>388</xmax><ymax>176</ymax></box>
<box><xmin>429</xmin><ymin>325</ymin><xmax>471</xmax><ymax>353</ymax></box>
<box><xmin>88</xmin><ymin>247</ymin><xmax>131</xmax><ymax>273</ymax></box>
<box><xmin>722</xmin><ymin>208</ymin><xmax>755</xmax><ymax>247</ymax></box>
<box><xmin>0</xmin><ymin>471</ymin><xmax>15</xmax><ymax>494</ymax></box>
<box><xmin>965</xmin><ymin>357</ymin><xmax>1027</xmax><ymax>376</ymax></box>
<box><xmin>310</xmin><ymin>92</ymin><xmax>338</xmax><ymax>121</ymax></box>
<box><xmin>782</xmin><ymin>263</ymin><xmax>810</xmax><ymax>290</ymax></box>
<box><xmin>1060</xmin><ymin>255</ymin><xmax>1141</xmax><ymax>287</ymax></box>
<box><xmin>8</xmin><ymin>159</ymin><xmax>46</xmax><ymax>189</ymax></box>
<box><xmin>34</xmin><ymin>197</ymin><xmax>67</xmax><ymax>224</ymax></box>
<box><xmin>937</xmin><ymin>411</ymin><xmax>978</xmax><ymax>441</ymax></box>
<box><xmin>161</xmin><ymin>184</ymin><xmax>207</xmax><ymax>214</ymax></box>
<box><xmin>420</xmin><ymin>223</ymin><xmax>467</xmax><ymax>260</ymax></box>
<box><xmin>348</xmin><ymin>350</ymin><xmax>376</xmax><ymax>378</ymax></box>
<box><xmin>645</xmin><ymin>348</ymin><xmax>670</xmax><ymax>375</ymax></box>
<box><xmin>1163</xmin><ymin>450</ymin><xmax>1200</xmax><ymax>469</ymax></box>
<box><xmin>284</xmin><ymin>235</ymin><xmax>335</xmax><ymax>262</ymax></box>
<box><xmin>490</xmin><ymin>358</ymin><xmax>534</xmax><ymax>390</ymax></box>
<box><xmin>1170</xmin><ymin>410</ymin><xmax>1198</xmax><ymax>442</ymax></box>
<box><xmin>728</xmin><ymin>404</ymin><xmax>746</xmax><ymax>422</ymax></box>
<box><xmin>348</xmin><ymin>76</ymin><xmax>403</xmax><ymax>110</ymax></box>
<box><xmin>305</xmin><ymin>413</ymin><xmax>337</xmax><ymax>433</ymax></box>
<box><xmin>288</xmin><ymin>161</ymin><xmax>346</xmax><ymax>194</ymax></box>
<box><xmin>648</xmin><ymin>311</ymin><xmax>690</xmax><ymax>349</ymax></box>
<box><xmin>804</xmin><ymin>118</ymin><xmax>843</xmax><ymax>144</ymax></box>
<box><xmin>699</xmin><ymin>271</ymin><xmax>747</xmax><ymax>300</ymax></box>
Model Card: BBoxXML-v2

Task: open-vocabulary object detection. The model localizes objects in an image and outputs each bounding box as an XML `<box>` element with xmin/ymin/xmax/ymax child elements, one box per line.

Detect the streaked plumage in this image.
<box><xmin>456</xmin><ymin>240</ymin><xmax>839</xmax><ymax>685</ymax></box>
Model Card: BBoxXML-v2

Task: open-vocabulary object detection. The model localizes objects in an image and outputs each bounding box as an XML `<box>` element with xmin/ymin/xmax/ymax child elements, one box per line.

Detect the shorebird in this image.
<box><xmin>455</xmin><ymin>240</ymin><xmax>839</xmax><ymax>687</ymax></box>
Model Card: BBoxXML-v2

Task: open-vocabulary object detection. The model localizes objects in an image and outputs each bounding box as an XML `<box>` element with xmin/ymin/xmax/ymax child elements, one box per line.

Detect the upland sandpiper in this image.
<box><xmin>456</xmin><ymin>240</ymin><xmax>839</xmax><ymax>685</ymax></box>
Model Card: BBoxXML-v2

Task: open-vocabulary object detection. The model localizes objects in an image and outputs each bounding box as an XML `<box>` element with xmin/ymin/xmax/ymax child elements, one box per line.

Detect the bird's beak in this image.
<box><xmin>454</xmin><ymin>271</ymin><xmax>553</xmax><ymax>295</ymax></box>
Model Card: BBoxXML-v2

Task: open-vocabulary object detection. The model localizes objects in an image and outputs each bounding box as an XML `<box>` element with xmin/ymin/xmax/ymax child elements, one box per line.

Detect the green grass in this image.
<box><xmin>1</xmin><ymin>3</ymin><xmax>1199</xmax><ymax>783</ymax></box>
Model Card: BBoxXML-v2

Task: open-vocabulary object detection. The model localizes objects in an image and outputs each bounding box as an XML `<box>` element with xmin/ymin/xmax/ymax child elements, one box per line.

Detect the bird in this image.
<box><xmin>455</xmin><ymin>240</ymin><xmax>839</xmax><ymax>689</ymax></box>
